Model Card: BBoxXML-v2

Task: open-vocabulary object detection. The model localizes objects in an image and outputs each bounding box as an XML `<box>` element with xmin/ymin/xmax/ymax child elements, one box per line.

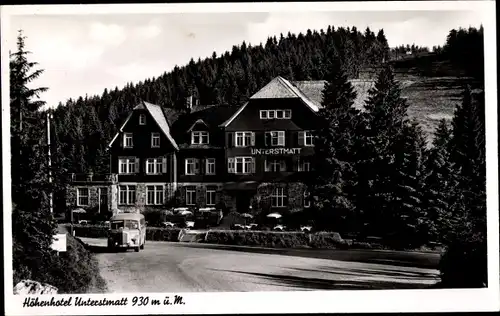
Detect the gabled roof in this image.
<box><xmin>107</xmin><ymin>101</ymin><xmax>179</xmax><ymax>150</ymax></box>
<box><xmin>171</xmin><ymin>105</ymin><xmax>238</xmax><ymax>137</ymax></box>
<box><xmin>186</xmin><ymin>119</ymin><xmax>209</xmax><ymax>132</ymax></box>
<box><xmin>220</xmin><ymin>76</ymin><xmax>376</xmax><ymax>128</ymax></box>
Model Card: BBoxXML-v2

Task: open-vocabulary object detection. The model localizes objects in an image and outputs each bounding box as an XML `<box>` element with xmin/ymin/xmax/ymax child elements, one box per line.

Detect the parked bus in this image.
<box><xmin>107</xmin><ymin>212</ymin><xmax>146</xmax><ymax>252</ymax></box>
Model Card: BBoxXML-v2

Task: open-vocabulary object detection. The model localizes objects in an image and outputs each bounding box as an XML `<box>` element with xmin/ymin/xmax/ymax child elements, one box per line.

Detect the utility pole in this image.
<box><xmin>47</xmin><ymin>112</ymin><xmax>53</xmax><ymax>215</ymax></box>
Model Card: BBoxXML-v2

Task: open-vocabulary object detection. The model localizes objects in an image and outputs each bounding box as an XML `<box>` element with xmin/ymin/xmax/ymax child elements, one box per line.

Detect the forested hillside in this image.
<box><xmin>46</xmin><ymin>25</ymin><xmax>483</xmax><ymax>183</ymax></box>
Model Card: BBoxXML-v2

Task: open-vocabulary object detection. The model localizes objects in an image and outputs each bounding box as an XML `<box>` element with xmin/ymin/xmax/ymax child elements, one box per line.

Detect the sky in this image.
<box><xmin>6</xmin><ymin>8</ymin><xmax>485</xmax><ymax>109</ymax></box>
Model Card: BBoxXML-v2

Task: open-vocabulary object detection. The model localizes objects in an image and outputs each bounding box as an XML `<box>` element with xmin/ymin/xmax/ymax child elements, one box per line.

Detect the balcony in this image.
<box><xmin>69</xmin><ymin>173</ymin><xmax>118</xmax><ymax>184</ymax></box>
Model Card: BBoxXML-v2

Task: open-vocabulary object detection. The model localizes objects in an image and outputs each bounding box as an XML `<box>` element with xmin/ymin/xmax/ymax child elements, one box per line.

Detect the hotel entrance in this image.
<box><xmin>223</xmin><ymin>181</ymin><xmax>259</xmax><ymax>214</ymax></box>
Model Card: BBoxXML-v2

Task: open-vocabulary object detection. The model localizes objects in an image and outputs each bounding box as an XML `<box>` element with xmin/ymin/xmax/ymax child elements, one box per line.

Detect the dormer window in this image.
<box><xmin>123</xmin><ymin>133</ymin><xmax>133</xmax><ymax>148</ymax></box>
<box><xmin>139</xmin><ymin>114</ymin><xmax>146</xmax><ymax>125</ymax></box>
<box><xmin>151</xmin><ymin>132</ymin><xmax>160</xmax><ymax>148</ymax></box>
<box><xmin>260</xmin><ymin>110</ymin><xmax>292</xmax><ymax>120</ymax></box>
<box><xmin>192</xmin><ymin>131</ymin><xmax>209</xmax><ymax>145</ymax></box>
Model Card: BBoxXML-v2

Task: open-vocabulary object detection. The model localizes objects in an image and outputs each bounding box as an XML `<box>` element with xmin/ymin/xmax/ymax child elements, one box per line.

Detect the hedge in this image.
<box><xmin>66</xmin><ymin>224</ymin><xmax>182</xmax><ymax>242</ymax></box>
<box><xmin>204</xmin><ymin>230</ymin><xmax>349</xmax><ymax>249</ymax></box>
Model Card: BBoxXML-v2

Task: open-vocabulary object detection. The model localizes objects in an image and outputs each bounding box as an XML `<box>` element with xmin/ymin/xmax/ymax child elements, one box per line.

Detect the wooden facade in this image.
<box><xmin>66</xmin><ymin>76</ymin><xmax>325</xmax><ymax>215</ymax></box>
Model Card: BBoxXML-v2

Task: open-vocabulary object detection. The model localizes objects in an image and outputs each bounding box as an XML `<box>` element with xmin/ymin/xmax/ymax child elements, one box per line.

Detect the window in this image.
<box><xmin>186</xmin><ymin>187</ymin><xmax>196</xmax><ymax>205</ymax></box>
<box><xmin>298</xmin><ymin>159</ymin><xmax>311</xmax><ymax>172</ymax></box>
<box><xmin>228</xmin><ymin>157</ymin><xmax>254</xmax><ymax>174</ymax></box>
<box><xmin>265</xmin><ymin>159</ymin><xmax>286</xmax><ymax>172</ymax></box>
<box><xmin>206</xmin><ymin>187</ymin><xmax>216</xmax><ymax>206</ymax></box>
<box><xmin>206</xmin><ymin>158</ymin><xmax>216</xmax><ymax>175</ymax></box>
<box><xmin>118</xmin><ymin>185</ymin><xmax>136</xmax><ymax>205</ymax></box>
<box><xmin>146</xmin><ymin>185</ymin><xmax>164</xmax><ymax>205</ymax></box>
<box><xmin>271</xmin><ymin>187</ymin><xmax>287</xmax><ymax>208</ymax></box>
<box><xmin>265</xmin><ymin>131</ymin><xmax>285</xmax><ymax>146</ymax></box>
<box><xmin>139</xmin><ymin>114</ymin><xmax>146</xmax><ymax>125</ymax></box>
<box><xmin>260</xmin><ymin>110</ymin><xmax>292</xmax><ymax>120</ymax></box>
<box><xmin>123</xmin><ymin>133</ymin><xmax>133</xmax><ymax>148</ymax></box>
<box><xmin>235</xmin><ymin>132</ymin><xmax>254</xmax><ymax>147</ymax></box>
<box><xmin>304</xmin><ymin>190</ymin><xmax>311</xmax><ymax>208</ymax></box>
<box><xmin>77</xmin><ymin>188</ymin><xmax>89</xmax><ymax>206</ymax></box>
<box><xmin>304</xmin><ymin>131</ymin><xmax>314</xmax><ymax>146</ymax></box>
<box><xmin>151</xmin><ymin>133</ymin><xmax>160</xmax><ymax>148</ymax></box>
<box><xmin>191</xmin><ymin>131</ymin><xmax>209</xmax><ymax>145</ymax></box>
<box><xmin>118</xmin><ymin>158</ymin><xmax>137</xmax><ymax>174</ymax></box>
<box><xmin>146</xmin><ymin>158</ymin><xmax>163</xmax><ymax>174</ymax></box>
<box><xmin>185</xmin><ymin>158</ymin><xmax>200</xmax><ymax>175</ymax></box>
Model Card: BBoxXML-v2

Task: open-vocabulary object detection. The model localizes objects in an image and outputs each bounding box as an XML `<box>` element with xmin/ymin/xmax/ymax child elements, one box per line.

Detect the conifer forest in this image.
<box><xmin>10</xmin><ymin>23</ymin><xmax>487</xmax><ymax>289</ymax></box>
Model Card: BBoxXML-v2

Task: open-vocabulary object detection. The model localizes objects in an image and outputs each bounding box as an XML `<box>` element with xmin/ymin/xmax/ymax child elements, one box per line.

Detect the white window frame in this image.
<box><xmin>304</xmin><ymin>190</ymin><xmax>311</xmax><ymax>208</ymax></box>
<box><xmin>185</xmin><ymin>158</ymin><xmax>200</xmax><ymax>175</ymax></box>
<box><xmin>298</xmin><ymin>159</ymin><xmax>311</xmax><ymax>172</ymax></box>
<box><xmin>146</xmin><ymin>185</ymin><xmax>164</xmax><ymax>205</ymax></box>
<box><xmin>234</xmin><ymin>157</ymin><xmax>254</xmax><ymax>174</ymax></box>
<box><xmin>123</xmin><ymin>133</ymin><xmax>133</xmax><ymax>148</ymax></box>
<box><xmin>206</xmin><ymin>158</ymin><xmax>216</xmax><ymax>175</ymax></box>
<box><xmin>271</xmin><ymin>187</ymin><xmax>287</xmax><ymax>208</ymax></box>
<box><xmin>266</xmin><ymin>159</ymin><xmax>286</xmax><ymax>172</ymax></box>
<box><xmin>260</xmin><ymin>110</ymin><xmax>292</xmax><ymax>120</ymax></box>
<box><xmin>118</xmin><ymin>158</ymin><xmax>136</xmax><ymax>174</ymax></box>
<box><xmin>146</xmin><ymin>158</ymin><xmax>162</xmax><ymax>174</ymax></box>
<box><xmin>76</xmin><ymin>188</ymin><xmax>90</xmax><ymax>206</ymax></box>
<box><xmin>139</xmin><ymin>114</ymin><xmax>146</xmax><ymax>125</ymax></box>
<box><xmin>151</xmin><ymin>132</ymin><xmax>160</xmax><ymax>148</ymax></box>
<box><xmin>186</xmin><ymin>187</ymin><xmax>196</xmax><ymax>206</ymax></box>
<box><xmin>235</xmin><ymin>131</ymin><xmax>254</xmax><ymax>147</ymax></box>
<box><xmin>304</xmin><ymin>131</ymin><xmax>314</xmax><ymax>146</ymax></box>
<box><xmin>191</xmin><ymin>131</ymin><xmax>209</xmax><ymax>145</ymax></box>
<box><xmin>118</xmin><ymin>185</ymin><xmax>136</xmax><ymax>205</ymax></box>
<box><xmin>206</xmin><ymin>187</ymin><xmax>216</xmax><ymax>206</ymax></box>
<box><xmin>266</xmin><ymin>131</ymin><xmax>285</xmax><ymax>146</ymax></box>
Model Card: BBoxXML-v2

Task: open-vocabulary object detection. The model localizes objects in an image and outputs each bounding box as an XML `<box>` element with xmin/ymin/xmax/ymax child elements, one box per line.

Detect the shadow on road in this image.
<box><xmin>175</xmin><ymin>243</ymin><xmax>440</xmax><ymax>269</ymax></box>
<box><xmin>219</xmin><ymin>269</ymin><xmax>437</xmax><ymax>290</ymax></box>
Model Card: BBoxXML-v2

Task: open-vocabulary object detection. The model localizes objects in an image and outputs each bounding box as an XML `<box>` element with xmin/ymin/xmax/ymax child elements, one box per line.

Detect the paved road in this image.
<box><xmin>79</xmin><ymin>237</ymin><xmax>441</xmax><ymax>293</ymax></box>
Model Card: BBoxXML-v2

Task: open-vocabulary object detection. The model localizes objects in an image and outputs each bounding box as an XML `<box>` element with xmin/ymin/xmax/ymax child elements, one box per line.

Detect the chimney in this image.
<box><xmin>186</xmin><ymin>95</ymin><xmax>193</xmax><ymax>110</ymax></box>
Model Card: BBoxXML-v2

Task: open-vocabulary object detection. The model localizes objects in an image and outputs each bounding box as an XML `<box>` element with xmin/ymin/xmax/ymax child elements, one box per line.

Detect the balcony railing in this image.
<box><xmin>69</xmin><ymin>173</ymin><xmax>118</xmax><ymax>184</ymax></box>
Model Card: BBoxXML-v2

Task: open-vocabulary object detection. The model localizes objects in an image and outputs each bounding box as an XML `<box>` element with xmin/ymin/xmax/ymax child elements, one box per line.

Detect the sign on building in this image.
<box><xmin>251</xmin><ymin>148</ymin><xmax>302</xmax><ymax>155</ymax></box>
<box><xmin>51</xmin><ymin>233</ymin><xmax>67</xmax><ymax>252</ymax></box>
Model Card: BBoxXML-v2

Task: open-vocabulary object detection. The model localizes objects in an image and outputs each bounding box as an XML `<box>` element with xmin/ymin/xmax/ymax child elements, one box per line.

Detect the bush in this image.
<box><xmin>67</xmin><ymin>224</ymin><xmax>182</xmax><ymax>242</ymax></box>
<box><xmin>309</xmin><ymin>232</ymin><xmax>348</xmax><ymax>249</ymax></box>
<box><xmin>439</xmin><ymin>233</ymin><xmax>487</xmax><ymax>288</ymax></box>
<box><xmin>14</xmin><ymin>235</ymin><xmax>107</xmax><ymax>294</ymax></box>
<box><xmin>205</xmin><ymin>230</ymin><xmax>310</xmax><ymax>248</ymax></box>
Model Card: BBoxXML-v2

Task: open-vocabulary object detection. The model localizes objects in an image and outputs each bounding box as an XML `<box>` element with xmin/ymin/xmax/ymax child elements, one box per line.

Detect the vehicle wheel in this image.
<box><xmin>135</xmin><ymin>246</ymin><xmax>140</xmax><ymax>252</ymax></box>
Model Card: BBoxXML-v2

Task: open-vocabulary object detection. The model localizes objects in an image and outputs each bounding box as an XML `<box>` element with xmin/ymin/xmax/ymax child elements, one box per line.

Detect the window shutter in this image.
<box><xmin>135</xmin><ymin>158</ymin><xmax>140</xmax><ymax>173</ymax></box>
<box><xmin>119</xmin><ymin>133</ymin><xmax>123</xmax><ymax>147</ymax></box>
<box><xmin>294</xmin><ymin>157</ymin><xmax>300</xmax><ymax>172</ymax></box>
<box><xmin>200</xmin><ymin>158</ymin><xmax>206</xmax><ymax>174</ymax></box>
<box><xmin>162</xmin><ymin>157</ymin><xmax>167</xmax><ymax>174</ymax></box>
<box><xmin>144</xmin><ymin>159</ymin><xmax>148</xmax><ymax>174</ymax></box>
<box><xmin>251</xmin><ymin>158</ymin><xmax>256</xmax><ymax>174</ymax></box>
<box><xmin>264</xmin><ymin>159</ymin><xmax>270</xmax><ymax>172</ymax></box>
<box><xmin>280</xmin><ymin>160</ymin><xmax>286</xmax><ymax>172</ymax></box>
<box><xmin>265</xmin><ymin>132</ymin><xmax>269</xmax><ymax>146</ymax></box>
<box><xmin>231</xmin><ymin>132</ymin><xmax>236</xmax><ymax>147</ymax></box>
<box><xmin>228</xmin><ymin>157</ymin><xmax>235</xmax><ymax>173</ymax></box>
<box><xmin>251</xmin><ymin>132</ymin><xmax>256</xmax><ymax>146</ymax></box>
<box><xmin>195</xmin><ymin>159</ymin><xmax>200</xmax><ymax>174</ymax></box>
<box><xmin>298</xmin><ymin>131</ymin><xmax>305</xmax><ymax>146</ymax></box>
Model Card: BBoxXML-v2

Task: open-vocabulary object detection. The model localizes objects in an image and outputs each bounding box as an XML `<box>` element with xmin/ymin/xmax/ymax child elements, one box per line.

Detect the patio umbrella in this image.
<box><xmin>164</xmin><ymin>210</ymin><xmax>174</xmax><ymax>216</ymax></box>
<box><xmin>72</xmin><ymin>208</ymin><xmax>86</xmax><ymax>214</ymax></box>
<box><xmin>266</xmin><ymin>212</ymin><xmax>282</xmax><ymax>219</ymax></box>
<box><xmin>240</xmin><ymin>213</ymin><xmax>253</xmax><ymax>218</ymax></box>
<box><xmin>199</xmin><ymin>207</ymin><xmax>215</xmax><ymax>213</ymax></box>
<box><xmin>179</xmin><ymin>210</ymin><xmax>193</xmax><ymax>216</ymax></box>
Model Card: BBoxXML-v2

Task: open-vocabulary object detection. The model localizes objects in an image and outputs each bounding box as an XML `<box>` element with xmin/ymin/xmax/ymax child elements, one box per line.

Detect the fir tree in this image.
<box><xmin>309</xmin><ymin>55</ymin><xmax>360</xmax><ymax>232</ymax></box>
<box><xmin>10</xmin><ymin>30</ymin><xmax>57</xmax><ymax>283</ymax></box>
<box><xmin>359</xmin><ymin>65</ymin><xmax>410</xmax><ymax>238</ymax></box>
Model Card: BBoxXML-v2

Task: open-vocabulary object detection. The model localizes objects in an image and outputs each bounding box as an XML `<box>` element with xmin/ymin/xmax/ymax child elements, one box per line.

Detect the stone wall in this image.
<box><xmin>66</xmin><ymin>184</ymin><xmax>113</xmax><ymax>211</ymax></box>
